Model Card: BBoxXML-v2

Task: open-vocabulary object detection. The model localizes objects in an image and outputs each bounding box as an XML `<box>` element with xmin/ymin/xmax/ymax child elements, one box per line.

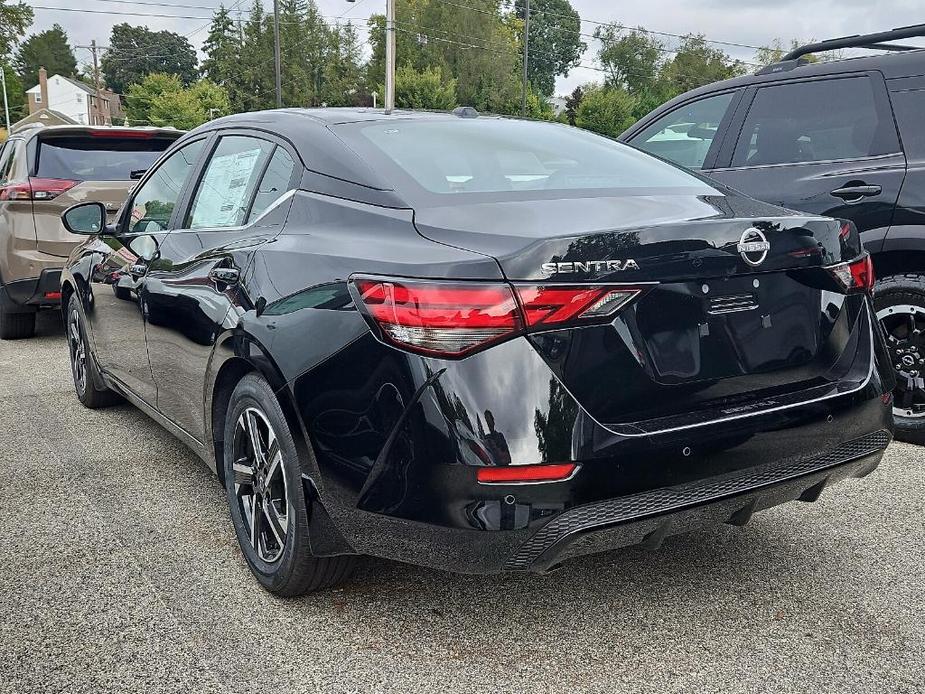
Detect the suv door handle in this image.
<box><xmin>830</xmin><ymin>184</ymin><xmax>882</xmax><ymax>201</ymax></box>
<box><xmin>209</xmin><ymin>267</ymin><xmax>239</xmax><ymax>285</ymax></box>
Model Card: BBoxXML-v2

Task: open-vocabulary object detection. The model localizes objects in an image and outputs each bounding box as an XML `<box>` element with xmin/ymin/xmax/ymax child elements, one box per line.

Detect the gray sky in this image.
<box><xmin>23</xmin><ymin>0</ymin><xmax>925</xmax><ymax>95</ymax></box>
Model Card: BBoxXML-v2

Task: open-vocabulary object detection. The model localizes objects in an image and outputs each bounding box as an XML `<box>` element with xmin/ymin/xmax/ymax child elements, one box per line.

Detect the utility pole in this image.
<box><xmin>521</xmin><ymin>0</ymin><xmax>530</xmax><ymax>116</ymax></box>
<box><xmin>273</xmin><ymin>0</ymin><xmax>282</xmax><ymax>108</ymax></box>
<box><xmin>1</xmin><ymin>67</ymin><xmax>10</xmax><ymax>133</ymax></box>
<box><xmin>384</xmin><ymin>0</ymin><xmax>396</xmax><ymax>113</ymax></box>
<box><xmin>90</xmin><ymin>40</ymin><xmax>105</xmax><ymax>125</ymax></box>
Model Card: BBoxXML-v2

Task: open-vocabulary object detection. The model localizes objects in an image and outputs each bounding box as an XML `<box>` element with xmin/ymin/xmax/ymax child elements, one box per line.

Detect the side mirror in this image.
<box><xmin>62</xmin><ymin>202</ymin><xmax>109</xmax><ymax>236</ymax></box>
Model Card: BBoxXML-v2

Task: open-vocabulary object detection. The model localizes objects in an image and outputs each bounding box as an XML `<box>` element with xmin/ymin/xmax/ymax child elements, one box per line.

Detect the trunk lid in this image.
<box><xmin>414</xmin><ymin>193</ymin><xmax>870</xmax><ymax>429</ymax></box>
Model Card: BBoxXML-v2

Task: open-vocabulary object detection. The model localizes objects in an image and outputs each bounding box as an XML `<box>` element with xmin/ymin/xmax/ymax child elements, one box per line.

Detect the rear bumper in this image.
<box><xmin>508</xmin><ymin>430</ymin><xmax>888</xmax><ymax>572</ymax></box>
<box><xmin>0</xmin><ymin>269</ymin><xmax>63</xmax><ymax>310</ymax></box>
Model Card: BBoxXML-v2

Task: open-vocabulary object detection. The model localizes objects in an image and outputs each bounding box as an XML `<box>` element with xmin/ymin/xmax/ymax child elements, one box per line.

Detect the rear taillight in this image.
<box><xmin>350</xmin><ymin>277</ymin><xmax>645</xmax><ymax>358</ymax></box>
<box><xmin>828</xmin><ymin>253</ymin><xmax>875</xmax><ymax>295</ymax></box>
<box><xmin>29</xmin><ymin>178</ymin><xmax>79</xmax><ymax>201</ymax></box>
<box><xmin>515</xmin><ymin>285</ymin><xmax>643</xmax><ymax>328</ymax></box>
<box><xmin>0</xmin><ymin>178</ymin><xmax>79</xmax><ymax>201</ymax></box>
<box><xmin>351</xmin><ymin>278</ymin><xmax>523</xmax><ymax>357</ymax></box>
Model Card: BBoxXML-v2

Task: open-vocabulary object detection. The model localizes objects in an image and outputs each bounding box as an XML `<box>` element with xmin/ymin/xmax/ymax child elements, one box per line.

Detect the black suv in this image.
<box><xmin>623</xmin><ymin>24</ymin><xmax>925</xmax><ymax>442</ymax></box>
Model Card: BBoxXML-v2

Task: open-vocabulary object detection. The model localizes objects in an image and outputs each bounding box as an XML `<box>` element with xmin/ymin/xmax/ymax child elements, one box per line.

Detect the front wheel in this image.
<box><xmin>874</xmin><ymin>273</ymin><xmax>925</xmax><ymax>444</ymax></box>
<box><xmin>66</xmin><ymin>294</ymin><xmax>123</xmax><ymax>408</ymax></box>
<box><xmin>223</xmin><ymin>373</ymin><xmax>357</xmax><ymax>595</ymax></box>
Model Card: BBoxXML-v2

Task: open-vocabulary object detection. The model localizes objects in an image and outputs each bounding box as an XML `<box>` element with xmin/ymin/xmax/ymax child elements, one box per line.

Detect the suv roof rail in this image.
<box><xmin>782</xmin><ymin>23</ymin><xmax>925</xmax><ymax>61</ymax></box>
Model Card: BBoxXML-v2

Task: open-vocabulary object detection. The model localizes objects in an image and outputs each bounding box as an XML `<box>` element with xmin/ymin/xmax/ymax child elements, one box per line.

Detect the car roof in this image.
<box><xmin>670</xmin><ymin>49</ymin><xmax>925</xmax><ymax>102</ymax></box>
<box><xmin>16</xmin><ymin>124</ymin><xmax>183</xmax><ymax>142</ymax></box>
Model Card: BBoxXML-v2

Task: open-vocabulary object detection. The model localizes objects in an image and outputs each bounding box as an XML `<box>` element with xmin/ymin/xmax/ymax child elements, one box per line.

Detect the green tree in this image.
<box><xmin>754</xmin><ymin>38</ymin><xmax>839</xmax><ymax>66</ymax></box>
<box><xmin>200</xmin><ymin>6</ymin><xmax>241</xmax><ymax>90</ymax></box>
<box><xmin>321</xmin><ymin>22</ymin><xmax>367</xmax><ymax>106</ymax></box>
<box><xmin>563</xmin><ymin>85</ymin><xmax>582</xmax><ymax>125</ymax></box>
<box><xmin>574</xmin><ymin>84</ymin><xmax>637</xmax><ymax>138</ymax></box>
<box><xmin>513</xmin><ymin>0</ymin><xmax>585</xmax><ymax>97</ymax></box>
<box><xmin>14</xmin><ymin>25</ymin><xmax>77</xmax><ymax>89</ymax></box>
<box><xmin>660</xmin><ymin>34</ymin><xmax>744</xmax><ymax>94</ymax></box>
<box><xmin>1</xmin><ymin>62</ymin><xmax>26</xmax><ymax>125</ymax></box>
<box><xmin>0</xmin><ymin>1</ymin><xmax>33</xmax><ymax>61</ymax></box>
<box><xmin>101</xmin><ymin>24</ymin><xmax>198</xmax><ymax>94</ymax></box>
<box><xmin>126</xmin><ymin>73</ymin><xmax>229</xmax><ymax>129</ymax></box>
<box><xmin>390</xmin><ymin>64</ymin><xmax>456</xmax><ymax>110</ymax></box>
<box><xmin>368</xmin><ymin>0</ymin><xmax>524</xmax><ymax>114</ymax></box>
<box><xmin>595</xmin><ymin>25</ymin><xmax>664</xmax><ymax>95</ymax></box>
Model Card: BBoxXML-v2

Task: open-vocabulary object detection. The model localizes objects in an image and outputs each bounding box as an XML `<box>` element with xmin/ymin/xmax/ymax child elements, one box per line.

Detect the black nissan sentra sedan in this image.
<box><xmin>58</xmin><ymin>108</ymin><xmax>894</xmax><ymax>595</ymax></box>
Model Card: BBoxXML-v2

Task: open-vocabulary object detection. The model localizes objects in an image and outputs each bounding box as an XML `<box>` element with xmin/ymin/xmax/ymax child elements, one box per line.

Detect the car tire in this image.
<box><xmin>223</xmin><ymin>373</ymin><xmax>357</xmax><ymax>596</ymax></box>
<box><xmin>0</xmin><ymin>306</ymin><xmax>36</xmax><ymax>340</ymax></box>
<box><xmin>874</xmin><ymin>273</ymin><xmax>925</xmax><ymax>445</ymax></box>
<box><xmin>66</xmin><ymin>294</ymin><xmax>123</xmax><ymax>408</ymax></box>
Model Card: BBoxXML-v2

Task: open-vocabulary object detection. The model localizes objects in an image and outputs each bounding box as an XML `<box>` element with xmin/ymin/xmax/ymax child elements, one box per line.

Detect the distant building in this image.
<box><xmin>24</xmin><ymin>67</ymin><xmax>123</xmax><ymax>126</ymax></box>
<box><xmin>10</xmin><ymin>108</ymin><xmax>77</xmax><ymax>133</ymax></box>
<box><xmin>548</xmin><ymin>96</ymin><xmax>568</xmax><ymax>117</ymax></box>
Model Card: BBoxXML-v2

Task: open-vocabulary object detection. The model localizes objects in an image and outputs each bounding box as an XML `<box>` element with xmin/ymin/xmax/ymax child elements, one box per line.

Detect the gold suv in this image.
<box><xmin>0</xmin><ymin>125</ymin><xmax>182</xmax><ymax>338</ymax></box>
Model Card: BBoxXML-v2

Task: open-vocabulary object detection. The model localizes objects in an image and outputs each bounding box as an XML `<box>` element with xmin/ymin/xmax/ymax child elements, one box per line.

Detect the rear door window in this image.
<box><xmin>247</xmin><ymin>146</ymin><xmax>296</xmax><ymax>223</ymax></box>
<box><xmin>35</xmin><ymin>134</ymin><xmax>176</xmax><ymax>182</ymax></box>
<box><xmin>630</xmin><ymin>92</ymin><xmax>736</xmax><ymax>169</ymax></box>
<box><xmin>731</xmin><ymin>76</ymin><xmax>900</xmax><ymax>167</ymax></box>
<box><xmin>187</xmin><ymin>135</ymin><xmax>274</xmax><ymax>230</ymax></box>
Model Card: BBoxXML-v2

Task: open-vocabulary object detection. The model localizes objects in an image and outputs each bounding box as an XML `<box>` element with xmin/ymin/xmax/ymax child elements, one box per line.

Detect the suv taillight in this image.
<box><xmin>827</xmin><ymin>253</ymin><xmax>875</xmax><ymax>295</ymax></box>
<box><xmin>0</xmin><ymin>178</ymin><xmax>78</xmax><ymax>201</ymax></box>
<box><xmin>350</xmin><ymin>277</ymin><xmax>645</xmax><ymax>358</ymax></box>
<box><xmin>29</xmin><ymin>177</ymin><xmax>79</xmax><ymax>201</ymax></box>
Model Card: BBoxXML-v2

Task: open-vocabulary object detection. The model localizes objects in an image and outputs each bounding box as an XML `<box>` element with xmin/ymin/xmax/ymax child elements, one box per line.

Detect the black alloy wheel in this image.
<box><xmin>875</xmin><ymin>274</ymin><xmax>925</xmax><ymax>444</ymax></box>
<box><xmin>231</xmin><ymin>407</ymin><xmax>290</xmax><ymax>564</ymax></box>
<box><xmin>223</xmin><ymin>373</ymin><xmax>358</xmax><ymax>595</ymax></box>
<box><xmin>66</xmin><ymin>294</ymin><xmax>122</xmax><ymax>409</ymax></box>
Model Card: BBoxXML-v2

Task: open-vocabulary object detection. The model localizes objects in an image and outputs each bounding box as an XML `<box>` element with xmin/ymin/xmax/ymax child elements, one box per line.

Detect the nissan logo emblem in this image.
<box><xmin>737</xmin><ymin>228</ymin><xmax>771</xmax><ymax>267</ymax></box>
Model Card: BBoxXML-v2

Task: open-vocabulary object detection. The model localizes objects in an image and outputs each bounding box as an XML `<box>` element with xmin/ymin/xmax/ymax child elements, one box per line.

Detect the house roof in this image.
<box><xmin>26</xmin><ymin>74</ymin><xmax>102</xmax><ymax>97</ymax></box>
<box><xmin>11</xmin><ymin>108</ymin><xmax>78</xmax><ymax>132</ymax></box>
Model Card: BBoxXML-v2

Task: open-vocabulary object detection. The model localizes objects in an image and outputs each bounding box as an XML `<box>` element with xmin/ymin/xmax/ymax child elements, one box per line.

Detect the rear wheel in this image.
<box><xmin>875</xmin><ymin>273</ymin><xmax>925</xmax><ymax>444</ymax></box>
<box><xmin>0</xmin><ymin>306</ymin><xmax>36</xmax><ymax>340</ymax></box>
<box><xmin>223</xmin><ymin>373</ymin><xmax>357</xmax><ymax>595</ymax></box>
<box><xmin>66</xmin><ymin>294</ymin><xmax>123</xmax><ymax>408</ymax></box>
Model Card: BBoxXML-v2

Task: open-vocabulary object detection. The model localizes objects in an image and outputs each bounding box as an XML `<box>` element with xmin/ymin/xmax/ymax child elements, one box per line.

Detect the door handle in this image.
<box><xmin>129</xmin><ymin>263</ymin><xmax>148</xmax><ymax>279</ymax></box>
<box><xmin>830</xmin><ymin>184</ymin><xmax>882</xmax><ymax>201</ymax></box>
<box><xmin>209</xmin><ymin>267</ymin><xmax>240</xmax><ymax>285</ymax></box>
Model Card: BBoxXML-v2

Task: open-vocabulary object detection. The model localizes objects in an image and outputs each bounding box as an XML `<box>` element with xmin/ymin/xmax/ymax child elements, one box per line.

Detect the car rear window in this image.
<box><xmin>335</xmin><ymin>118</ymin><xmax>715</xmax><ymax>204</ymax></box>
<box><xmin>35</xmin><ymin>134</ymin><xmax>177</xmax><ymax>182</ymax></box>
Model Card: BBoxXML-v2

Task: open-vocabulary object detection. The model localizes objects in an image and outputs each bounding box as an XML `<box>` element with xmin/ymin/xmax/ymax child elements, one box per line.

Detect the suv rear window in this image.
<box><xmin>35</xmin><ymin>134</ymin><xmax>177</xmax><ymax>182</ymax></box>
<box><xmin>336</xmin><ymin>118</ymin><xmax>715</xmax><ymax>204</ymax></box>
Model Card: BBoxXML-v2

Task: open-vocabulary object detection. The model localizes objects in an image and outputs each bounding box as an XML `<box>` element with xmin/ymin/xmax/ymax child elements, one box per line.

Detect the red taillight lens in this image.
<box><xmin>0</xmin><ymin>182</ymin><xmax>32</xmax><ymax>201</ymax></box>
<box><xmin>477</xmin><ymin>462</ymin><xmax>577</xmax><ymax>484</ymax></box>
<box><xmin>515</xmin><ymin>285</ymin><xmax>643</xmax><ymax>328</ymax></box>
<box><xmin>351</xmin><ymin>278</ymin><xmax>523</xmax><ymax>357</ymax></box>
<box><xmin>351</xmin><ymin>277</ymin><xmax>646</xmax><ymax>358</ymax></box>
<box><xmin>29</xmin><ymin>177</ymin><xmax>79</xmax><ymax>201</ymax></box>
<box><xmin>828</xmin><ymin>253</ymin><xmax>875</xmax><ymax>295</ymax></box>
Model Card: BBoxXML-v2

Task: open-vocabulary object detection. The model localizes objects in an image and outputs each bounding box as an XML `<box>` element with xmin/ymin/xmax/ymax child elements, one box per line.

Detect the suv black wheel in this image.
<box><xmin>223</xmin><ymin>373</ymin><xmax>357</xmax><ymax>596</ymax></box>
<box><xmin>0</xmin><ymin>306</ymin><xmax>36</xmax><ymax>340</ymax></box>
<box><xmin>66</xmin><ymin>294</ymin><xmax>123</xmax><ymax>408</ymax></box>
<box><xmin>875</xmin><ymin>273</ymin><xmax>925</xmax><ymax>444</ymax></box>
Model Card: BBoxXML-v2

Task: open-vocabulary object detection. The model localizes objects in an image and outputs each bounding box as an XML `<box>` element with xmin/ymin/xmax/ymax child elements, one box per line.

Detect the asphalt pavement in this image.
<box><xmin>0</xmin><ymin>311</ymin><xmax>922</xmax><ymax>694</ymax></box>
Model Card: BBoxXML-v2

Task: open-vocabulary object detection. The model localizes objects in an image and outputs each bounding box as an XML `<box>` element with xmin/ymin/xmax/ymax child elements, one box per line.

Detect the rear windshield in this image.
<box><xmin>36</xmin><ymin>134</ymin><xmax>177</xmax><ymax>182</ymax></box>
<box><xmin>335</xmin><ymin>118</ymin><xmax>716</xmax><ymax>204</ymax></box>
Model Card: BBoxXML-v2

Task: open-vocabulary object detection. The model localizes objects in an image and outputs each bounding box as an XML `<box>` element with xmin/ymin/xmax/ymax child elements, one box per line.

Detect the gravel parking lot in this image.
<box><xmin>0</xmin><ymin>311</ymin><xmax>923</xmax><ymax>694</ymax></box>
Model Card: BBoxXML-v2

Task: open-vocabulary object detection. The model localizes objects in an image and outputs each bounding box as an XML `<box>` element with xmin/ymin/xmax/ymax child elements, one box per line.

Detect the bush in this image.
<box><xmin>574</xmin><ymin>84</ymin><xmax>637</xmax><ymax>138</ymax></box>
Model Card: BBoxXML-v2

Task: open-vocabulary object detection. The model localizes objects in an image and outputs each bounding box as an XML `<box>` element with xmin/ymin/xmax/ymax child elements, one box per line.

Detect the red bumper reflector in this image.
<box><xmin>477</xmin><ymin>462</ymin><xmax>577</xmax><ymax>484</ymax></box>
<box><xmin>44</xmin><ymin>291</ymin><xmax>62</xmax><ymax>300</ymax></box>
